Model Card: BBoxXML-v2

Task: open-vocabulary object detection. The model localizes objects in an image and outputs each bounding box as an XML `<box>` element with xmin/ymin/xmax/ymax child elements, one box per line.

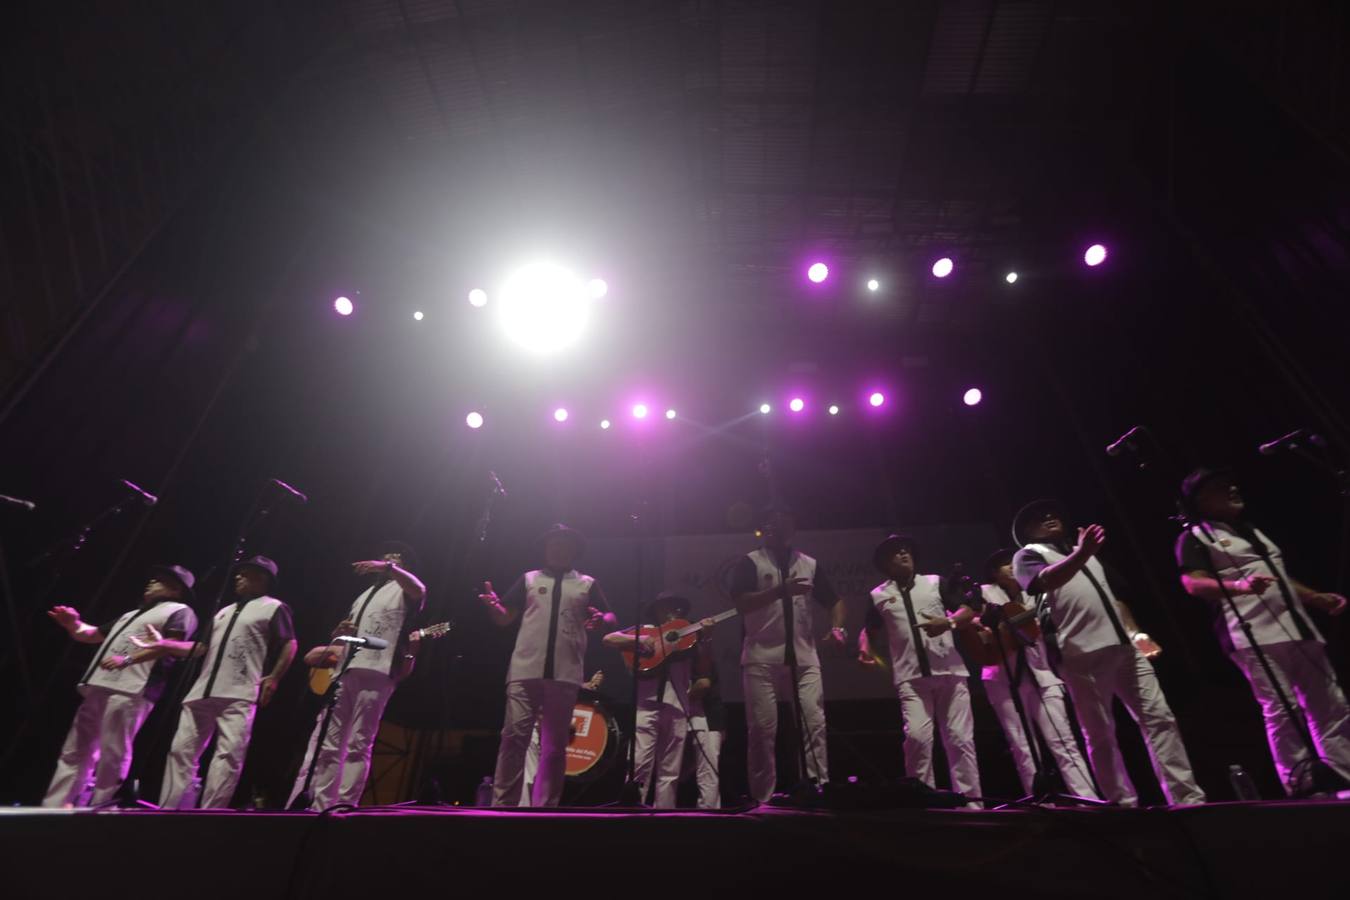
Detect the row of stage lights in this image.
<box><xmin>329</xmin><ymin>243</ymin><xmax>1111</xmax><ymax>328</ymax></box>
<box><xmin>460</xmin><ymin>387</ymin><xmax>985</xmax><ymax>430</ymax></box>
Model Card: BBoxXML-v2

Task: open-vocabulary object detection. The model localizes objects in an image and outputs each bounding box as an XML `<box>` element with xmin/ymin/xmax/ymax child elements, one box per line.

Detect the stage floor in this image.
<box><xmin>5</xmin><ymin>799</ymin><xmax>1346</xmax><ymax>899</ymax></box>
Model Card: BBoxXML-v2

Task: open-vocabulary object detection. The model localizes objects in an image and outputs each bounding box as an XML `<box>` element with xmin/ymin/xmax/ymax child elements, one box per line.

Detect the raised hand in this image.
<box><xmin>478</xmin><ymin>581</ymin><xmax>499</xmax><ymax>607</ymax></box>
<box><xmin>1075</xmin><ymin>524</ymin><xmax>1106</xmax><ymax>558</ymax></box>
<box><xmin>352</xmin><ymin>560</ymin><xmax>391</xmax><ymax>577</ymax></box>
<box><xmin>584</xmin><ymin>606</ymin><xmax>608</xmax><ymax>631</ymax></box>
<box><xmin>128</xmin><ymin>622</ymin><xmax>164</xmax><ymax>650</ymax></box>
<box><xmin>47</xmin><ymin>606</ymin><xmax>80</xmax><ymax>631</ymax></box>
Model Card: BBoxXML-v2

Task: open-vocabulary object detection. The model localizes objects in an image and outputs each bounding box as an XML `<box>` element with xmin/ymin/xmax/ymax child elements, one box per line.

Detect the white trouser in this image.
<box><xmin>1231</xmin><ymin>640</ymin><xmax>1350</xmax><ymax>791</ymax></box>
<box><xmin>492</xmin><ymin>679</ymin><xmax>579</xmax><ymax>807</ymax></box>
<box><xmin>289</xmin><ymin>667</ymin><xmax>397</xmax><ymax>810</ymax></box>
<box><xmin>742</xmin><ymin>662</ymin><xmax>828</xmax><ymax>803</ymax></box>
<box><xmin>159</xmin><ymin>697</ymin><xmax>256</xmax><ymax>809</ymax></box>
<box><xmin>1059</xmin><ymin>644</ymin><xmax>1205</xmax><ymax>806</ymax></box>
<box><xmin>984</xmin><ymin>677</ymin><xmax>1099</xmax><ymax>799</ymax></box>
<box><xmin>520</xmin><ymin>719</ymin><xmax>542</xmax><ymax>805</ymax></box>
<box><xmin>688</xmin><ymin>716</ymin><xmax>723</xmax><ymax>809</ymax></box>
<box><xmin>633</xmin><ymin>703</ymin><xmax>689</xmax><ymax>808</ymax></box>
<box><xmin>43</xmin><ymin>687</ymin><xmax>153</xmax><ymax>807</ymax></box>
<box><xmin>896</xmin><ymin>675</ymin><xmax>981</xmax><ymax>801</ymax></box>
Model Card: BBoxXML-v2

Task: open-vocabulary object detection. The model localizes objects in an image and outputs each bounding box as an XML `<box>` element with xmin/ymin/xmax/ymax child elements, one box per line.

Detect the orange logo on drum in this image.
<box><xmin>571</xmin><ymin>708</ymin><xmax>594</xmax><ymax>738</ymax></box>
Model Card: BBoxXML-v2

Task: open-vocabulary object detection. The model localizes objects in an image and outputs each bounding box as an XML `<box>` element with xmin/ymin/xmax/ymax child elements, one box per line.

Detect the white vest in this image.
<box><xmin>185</xmin><ymin>596</ymin><xmax>288</xmax><ymax>704</ymax></box>
<box><xmin>1187</xmin><ymin>522</ymin><xmax>1322</xmax><ymax>651</ymax></box>
<box><xmin>869</xmin><ymin>575</ymin><xmax>967</xmax><ymax>686</ymax></box>
<box><xmin>343</xmin><ymin>580</ymin><xmax>415</xmax><ymax>678</ymax></box>
<box><xmin>507</xmin><ymin>569</ymin><xmax>597</xmax><ymax>686</ymax></box>
<box><xmin>741</xmin><ymin>548</ymin><xmax>822</xmax><ymax>666</ymax></box>
<box><xmin>1024</xmin><ymin>543</ymin><xmax>1131</xmax><ymax>658</ymax></box>
<box><xmin>81</xmin><ymin>601</ymin><xmax>197</xmax><ymax>697</ymax></box>
<box><xmin>977</xmin><ymin>583</ymin><xmax>1061</xmax><ymax>687</ymax></box>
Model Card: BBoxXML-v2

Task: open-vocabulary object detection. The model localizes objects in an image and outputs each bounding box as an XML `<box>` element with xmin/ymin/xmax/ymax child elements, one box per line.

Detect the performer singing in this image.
<box><xmin>730</xmin><ymin>505</ymin><xmax>845</xmax><ymax>803</ymax></box>
<box><xmin>137</xmin><ymin>555</ymin><xmax>297</xmax><ymax>809</ymax></box>
<box><xmin>1013</xmin><ymin>500</ymin><xmax>1205</xmax><ymax>805</ymax></box>
<box><xmin>686</xmin><ymin>654</ymin><xmax>726</xmax><ymax>809</ymax></box>
<box><xmin>288</xmin><ymin>542</ymin><xmax>427</xmax><ymax>810</ymax></box>
<box><xmin>602</xmin><ymin>592</ymin><xmax>717</xmax><ymax>808</ymax></box>
<box><xmin>977</xmin><ymin>549</ymin><xmax>1099</xmax><ymax>799</ymax></box>
<box><xmin>42</xmin><ymin>565</ymin><xmax>199</xmax><ymax>807</ymax></box>
<box><xmin>858</xmin><ymin>535</ymin><xmax>982</xmax><ymax>802</ymax></box>
<box><xmin>1176</xmin><ymin>468</ymin><xmax>1350</xmax><ymax>789</ymax></box>
<box><xmin>480</xmin><ymin>524</ymin><xmax>616</xmax><ymax>807</ymax></box>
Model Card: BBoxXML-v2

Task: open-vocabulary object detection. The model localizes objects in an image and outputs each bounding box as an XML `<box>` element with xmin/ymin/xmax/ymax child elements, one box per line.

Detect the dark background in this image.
<box><xmin>2</xmin><ymin>0</ymin><xmax>1349</xmax><ymax>806</ymax></box>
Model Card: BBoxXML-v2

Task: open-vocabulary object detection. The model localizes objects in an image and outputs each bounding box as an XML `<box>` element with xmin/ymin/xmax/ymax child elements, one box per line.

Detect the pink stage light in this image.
<box><xmin>665</xmin><ymin>409</ymin><xmax>677</xmax><ymax>420</ymax></box>
<box><xmin>632</xmin><ymin>403</ymin><xmax>649</xmax><ymax>419</ymax></box>
<box><xmin>828</xmin><ymin>404</ymin><xmax>840</xmax><ymax>416</ymax></box>
<box><xmin>1084</xmin><ymin>244</ymin><xmax>1108</xmax><ymax>267</ymax></box>
<box><xmin>789</xmin><ymin>397</ymin><xmax>805</xmax><ymax>413</ymax></box>
<box><xmin>554</xmin><ymin>408</ymin><xmax>569</xmax><ymax>423</ymax></box>
<box><xmin>868</xmin><ymin>391</ymin><xmax>885</xmax><ymax>408</ymax></box>
<box><xmin>334</xmin><ymin>296</ymin><xmax>354</xmax><ymax>316</ymax></box>
<box><xmin>807</xmin><ymin>262</ymin><xmax>829</xmax><ymax>283</ymax></box>
<box><xmin>465</xmin><ymin>411</ymin><xmax>484</xmax><ymax>429</ymax></box>
<box><xmin>931</xmin><ymin>257</ymin><xmax>954</xmax><ymax>278</ymax></box>
<box><xmin>963</xmin><ymin>388</ymin><xmax>983</xmax><ymax>406</ymax></box>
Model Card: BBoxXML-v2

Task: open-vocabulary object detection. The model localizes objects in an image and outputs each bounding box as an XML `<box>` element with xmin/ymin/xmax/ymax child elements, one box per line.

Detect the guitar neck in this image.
<box><xmin>675</xmin><ymin>608</ymin><xmax>740</xmax><ymax>638</ymax></box>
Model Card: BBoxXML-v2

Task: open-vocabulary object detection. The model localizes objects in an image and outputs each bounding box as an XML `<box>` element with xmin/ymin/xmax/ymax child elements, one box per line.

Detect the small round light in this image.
<box><xmin>828</xmin><ymin>404</ymin><xmax>840</xmax><ymax>416</ymax></box>
<box><xmin>413</xmin><ymin>310</ymin><xmax>425</xmax><ymax>321</ymax></box>
<box><xmin>869</xmin><ymin>391</ymin><xmax>885</xmax><ymax>407</ymax></box>
<box><xmin>963</xmin><ymin>388</ymin><xmax>983</xmax><ymax>407</ymax></box>
<box><xmin>1084</xmin><ymin>244</ymin><xmax>1108</xmax><ymax>267</ymax></box>
<box><xmin>632</xmin><ymin>403</ymin><xmax>649</xmax><ymax>419</ymax></box>
<box><xmin>468</xmin><ymin>288</ymin><xmax>488</xmax><ymax>307</ymax></box>
<box><xmin>334</xmin><ymin>296</ymin><xmax>354</xmax><ymax>316</ymax></box>
<box><xmin>866</xmin><ymin>278</ymin><xmax>880</xmax><ymax>292</ymax></box>
<box><xmin>665</xmin><ymin>409</ymin><xmax>677</xmax><ymax>420</ymax></box>
<box><xmin>600</xmin><ymin>419</ymin><xmax>611</xmax><ymax>430</ymax></box>
<box><xmin>789</xmin><ymin>397</ymin><xmax>805</xmax><ymax>413</ymax></box>
<box><xmin>466</xmin><ymin>411</ymin><xmax>484</xmax><ymax>429</ymax></box>
<box><xmin>554</xmin><ymin>408</ymin><xmax>569</xmax><ymax>423</ymax></box>
<box><xmin>759</xmin><ymin>403</ymin><xmax>772</xmax><ymax>415</ymax></box>
<box><xmin>931</xmin><ymin>257</ymin><xmax>954</xmax><ymax>278</ymax></box>
<box><xmin>1005</xmin><ymin>271</ymin><xmax>1018</xmax><ymax>284</ymax></box>
<box><xmin>807</xmin><ymin>262</ymin><xmax>829</xmax><ymax>283</ymax></box>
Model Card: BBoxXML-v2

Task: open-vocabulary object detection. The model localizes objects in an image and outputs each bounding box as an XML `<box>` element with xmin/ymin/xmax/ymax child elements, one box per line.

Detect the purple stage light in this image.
<box><xmin>807</xmin><ymin>262</ymin><xmax>829</xmax><ymax>283</ymax></box>
<box><xmin>554</xmin><ymin>408</ymin><xmax>569</xmax><ymax>423</ymax></box>
<box><xmin>632</xmin><ymin>403</ymin><xmax>649</xmax><ymax>419</ymax></box>
<box><xmin>600</xmin><ymin>419</ymin><xmax>612</xmax><ymax>430</ymax></box>
<box><xmin>789</xmin><ymin>397</ymin><xmax>805</xmax><ymax>413</ymax></box>
<box><xmin>868</xmin><ymin>391</ymin><xmax>885</xmax><ymax>408</ymax></box>
<box><xmin>665</xmin><ymin>408</ymin><xmax>677</xmax><ymax>420</ymax></box>
<box><xmin>466</xmin><ymin>411</ymin><xmax>484</xmax><ymax>429</ymax></box>
<box><xmin>468</xmin><ymin>288</ymin><xmax>488</xmax><ymax>307</ymax></box>
<box><xmin>334</xmin><ymin>296</ymin><xmax>354</xmax><ymax>316</ymax></box>
<box><xmin>931</xmin><ymin>257</ymin><xmax>954</xmax><ymax>278</ymax></box>
<box><xmin>1084</xmin><ymin>244</ymin><xmax>1108</xmax><ymax>267</ymax></box>
<box><xmin>963</xmin><ymin>388</ymin><xmax>983</xmax><ymax>407</ymax></box>
<box><xmin>828</xmin><ymin>404</ymin><xmax>840</xmax><ymax>416</ymax></box>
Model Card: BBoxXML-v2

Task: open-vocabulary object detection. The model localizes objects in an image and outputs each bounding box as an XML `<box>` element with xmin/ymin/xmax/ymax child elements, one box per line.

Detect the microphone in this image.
<box><xmin>120</xmin><ymin>478</ymin><xmax>159</xmax><ymax>507</ymax></box>
<box><xmin>488</xmin><ymin>470</ymin><xmax>507</xmax><ymax>497</ymax></box>
<box><xmin>334</xmin><ymin>634</ymin><xmax>389</xmax><ymax>650</ymax></box>
<box><xmin>1258</xmin><ymin>429</ymin><xmax>1326</xmax><ymax>456</ymax></box>
<box><xmin>0</xmin><ymin>493</ymin><xmax>37</xmax><ymax>511</ymax></box>
<box><xmin>1105</xmin><ymin>426</ymin><xmax>1143</xmax><ymax>457</ymax></box>
<box><xmin>269</xmin><ymin>478</ymin><xmax>309</xmax><ymax>504</ymax></box>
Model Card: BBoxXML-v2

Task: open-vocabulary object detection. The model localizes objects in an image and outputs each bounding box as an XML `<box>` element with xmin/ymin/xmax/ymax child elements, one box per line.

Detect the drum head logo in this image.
<box><xmin>564</xmin><ymin>702</ymin><xmax>610</xmax><ymax>776</ymax></box>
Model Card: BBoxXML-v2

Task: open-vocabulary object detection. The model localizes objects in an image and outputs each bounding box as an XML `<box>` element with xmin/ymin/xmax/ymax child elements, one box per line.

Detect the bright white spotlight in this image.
<box><xmin>665</xmin><ymin>409</ymin><xmax>677</xmax><ymax>420</ymax></box>
<box><xmin>963</xmin><ymin>388</ymin><xmax>983</xmax><ymax>406</ymax></box>
<box><xmin>931</xmin><ymin>257</ymin><xmax>954</xmax><ymax>278</ymax></box>
<box><xmin>1084</xmin><ymin>244</ymin><xmax>1108</xmax><ymax>267</ymax></box>
<box><xmin>468</xmin><ymin>288</ymin><xmax>488</xmax><ymax>307</ymax></box>
<box><xmin>828</xmin><ymin>404</ymin><xmax>840</xmax><ymax>416</ymax></box>
<box><xmin>759</xmin><ymin>403</ymin><xmax>772</xmax><ymax>415</ymax></box>
<box><xmin>466</xmin><ymin>411</ymin><xmax>484</xmax><ymax>429</ymax></box>
<box><xmin>413</xmin><ymin>310</ymin><xmax>425</xmax><ymax>321</ymax></box>
<box><xmin>554</xmin><ymin>408</ymin><xmax>569</xmax><ymax>423</ymax></box>
<box><xmin>632</xmin><ymin>403</ymin><xmax>649</xmax><ymax>419</ymax></box>
<box><xmin>807</xmin><ymin>262</ymin><xmax>829</xmax><ymax>283</ymax></box>
<box><xmin>588</xmin><ymin>278</ymin><xmax>608</xmax><ymax>299</ymax></box>
<box><xmin>866</xmin><ymin>278</ymin><xmax>880</xmax><ymax>292</ymax></box>
<box><xmin>1005</xmin><ymin>271</ymin><xmax>1018</xmax><ymax>284</ymax></box>
<box><xmin>334</xmin><ymin>296</ymin><xmax>354</xmax><ymax>316</ymax></box>
<box><xmin>498</xmin><ymin>263</ymin><xmax>591</xmax><ymax>351</ymax></box>
<box><xmin>789</xmin><ymin>398</ymin><xmax>805</xmax><ymax>413</ymax></box>
<box><xmin>600</xmin><ymin>419</ymin><xmax>612</xmax><ymax>430</ymax></box>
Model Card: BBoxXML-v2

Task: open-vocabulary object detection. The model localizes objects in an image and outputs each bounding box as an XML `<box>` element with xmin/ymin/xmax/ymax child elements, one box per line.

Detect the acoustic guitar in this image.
<box><xmin>307</xmin><ymin>621</ymin><xmax>453</xmax><ymax>695</ymax></box>
<box><xmin>620</xmin><ymin>608</ymin><xmax>739</xmax><ymax>673</ymax></box>
<box><xmin>955</xmin><ymin>601</ymin><xmax>1039</xmax><ymax>668</ymax></box>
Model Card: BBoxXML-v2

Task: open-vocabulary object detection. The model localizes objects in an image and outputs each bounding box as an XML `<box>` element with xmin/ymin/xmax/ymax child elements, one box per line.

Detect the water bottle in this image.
<box><xmin>475</xmin><ymin>776</ymin><xmax>493</xmax><ymax>807</ymax></box>
<box><xmin>1228</xmin><ymin>764</ymin><xmax>1259</xmax><ymax>801</ymax></box>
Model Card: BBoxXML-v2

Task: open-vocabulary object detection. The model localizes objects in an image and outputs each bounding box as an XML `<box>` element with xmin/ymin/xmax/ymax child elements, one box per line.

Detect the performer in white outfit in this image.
<box><xmin>137</xmin><ymin>555</ymin><xmax>297</xmax><ymax>809</ymax></box>
<box><xmin>520</xmin><ymin>671</ymin><xmax>604</xmax><ymax>805</ymax></box>
<box><xmin>730</xmin><ymin>505</ymin><xmax>846</xmax><ymax>803</ymax></box>
<box><xmin>858</xmin><ymin>534</ymin><xmax>981</xmax><ymax>804</ymax></box>
<box><xmin>481</xmin><ymin>524</ymin><xmax>616</xmax><ymax>807</ymax></box>
<box><xmin>1176</xmin><ymin>467</ymin><xmax>1350</xmax><ymax>793</ymax></box>
<box><xmin>42</xmin><ymin>564</ymin><xmax>198</xmax><ymax>807</ymax></box>
<box><xmin>602</xmin><ymin>592</ymin><xmax>717</xmax><ymax>808</ymax></box>
<box><xmin>289</xmin><ymin>541</ymin><xmax>426</xmax><ymax>810</ymax></box>
<box><xmin>974</xmin><ymin>548</ymin><xmax>1099</xmax><ymax>800</ymax></box>
<box><xmin>1013</xmin><ymin>499</ymin><xmax>1205</xmax><ymax>806</ymax></box>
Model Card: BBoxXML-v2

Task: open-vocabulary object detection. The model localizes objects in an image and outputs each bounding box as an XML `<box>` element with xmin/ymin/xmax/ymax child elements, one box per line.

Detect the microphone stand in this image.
<box><xmin>289</xmin><ymin>642</ymin><xmax>365</xmax><ymax>810</ymax></box>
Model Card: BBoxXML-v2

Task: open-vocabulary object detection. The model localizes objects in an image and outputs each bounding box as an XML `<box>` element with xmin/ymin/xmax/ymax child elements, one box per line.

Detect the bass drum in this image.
<box><xmin>564</xmin><ymin>689</ymin><xmax>621</xmax><ymax>782</ymax></box>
